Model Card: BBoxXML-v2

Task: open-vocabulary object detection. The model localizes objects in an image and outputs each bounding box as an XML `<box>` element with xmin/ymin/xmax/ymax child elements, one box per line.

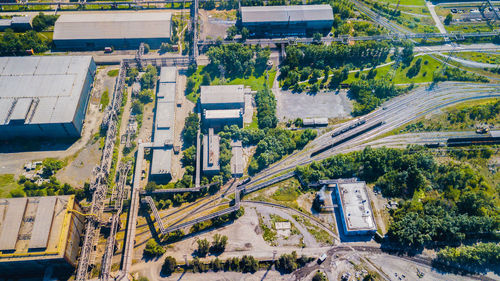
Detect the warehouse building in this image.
<box><xmin>200</xmin><ymin>85</ymin><xmax>248</xmax><ymax>129</ymax></box>
<box><xmin>0</xmin><ymin>196</ymin><xmax>84</xmax><ymax>276</ymax></box>
<box><xmin>0</xmin><ymin>16</ymin><xmax>32</xmax><ymax>31</ymax></box>
<box><xmin>0</xmin><ymin>56</ymin><xmax>96</xmax><ymax>139</ymax></box>
<box><xmin>203</xmin><ymin>128</ymin><xmax>220</xmax><ymax>175</ymax></box>
<box><xmin>151</xmin><ymin>67</ymin><xmax>177</xmax><ymax>180</ymax></box>
<box><xmin>240</xmin><ymin>5</ymin><xmax>334</xmax><ymax>37</ymax></box>
<box><xmin>334</xmin><ymin>180</ymin><xmax>377</xmax><ymax>236</ymax></box>
<box><xmin>53</xmin><ymin>12</ymin><xmax>172</xmax><ymax>50</ymax></box>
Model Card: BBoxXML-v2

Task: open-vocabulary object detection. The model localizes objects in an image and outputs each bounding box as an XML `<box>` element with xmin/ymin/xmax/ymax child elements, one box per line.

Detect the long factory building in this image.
<box><xmin>0</xmin><ymin>56</ymin><xmax>96</xmax><ymax>139</ymax></box>
<box><xmin>151</xmin><ymin>67</ymin><xmax>177</xmax><ymax>179</ymax></box>
<box><xmin>0</xmin><ymin>196</ymin><xmax>84</xmax><ymax>276</ymax></box>
<box><xmin>53</xmin><ymin>12</ymin><xmax>172</xmax><ymax>50</ymax></box>
<box><xmin>240</xmin><ymin>4</ymin><xmax>334</xmax><ymax>37</ymax></box>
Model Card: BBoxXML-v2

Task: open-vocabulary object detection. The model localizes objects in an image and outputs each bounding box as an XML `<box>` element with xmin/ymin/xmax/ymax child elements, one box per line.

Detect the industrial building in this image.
<box><xmin>0</xmin><ymin>56</ymin><xmax>96</xmax><ymax>139</ymax></box>
<box><xmin>334</xmin><ymin>180</ymin><xmax>377</xmax><ymax>236</ymax></box>
<box><xmin>202</xmin><ymin>128</ymin><xmax>220</xmax><ymax>175</ymax></box>
<box><xmin>240</xmin><ymin>5</ymin><xmax>334</xmax><ymax>37</ymax></box>
<box><xmin>0</xmin><ymin>16</ymin><xmax>32</xmax><ymax>31</ymax></box>
<box><xmin>53</xmin><ymin>12</ymin><xmax>172</xmax><ymax>50</ymax></box>
<box><xmin>151</xmin><ymin>67</ymin><xmax>177</xmax><ymax>179</ymax></box>
<box><xmin>200</xmin><ymin>85</ymin><xmax>248</xmax><ymax>129</ymax></box>
<box><xmin>230</xmin><ymin>140</ymin><xmax>244</xmax><ymax>177</ymax></box>
<box><xmin>0</xmin><ymin>196</ymin><xmax>84</xmax><ymax>276</ymax></box>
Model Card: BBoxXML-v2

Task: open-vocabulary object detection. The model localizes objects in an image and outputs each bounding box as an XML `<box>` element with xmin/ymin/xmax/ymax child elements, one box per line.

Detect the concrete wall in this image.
<box><xmin>242</xmin><ymin>20</ymin><xmax>333</xmax><ymax>36</ymax></box>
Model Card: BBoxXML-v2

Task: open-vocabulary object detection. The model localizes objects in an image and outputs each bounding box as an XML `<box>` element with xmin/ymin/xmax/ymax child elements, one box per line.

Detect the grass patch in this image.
<box><xmin>292</xmin><ymin>215</ymin><xmax>333</xmax><ymax>245</ymax></box>
<box><xmin>451</xmin><ymin>51</ymin><xmax>500</xmax><ymax>65</ymax></box>
<box><xmin>245</xmin><ymin>112</ymin><xmax>259</xmax><ymax>129</ymax></box>
<box><xmin>107</xmin><ymin>69</ymin><xmax>119</xmax><ymax>77</ymax></box>
<box><xmin>258</xmin><ymin>214</ymin><xmax>277</xmax><ymax>246</ymax></box>
<box><xmin>212</xmin><ymin>69</ymin><xmax>276</xmax><ymax>92</ymax></box>
<box><xmin>346</xmin><ymin>54</ymin><xmax>443</xmax><ymax>84</ymax></box>
<box><xmin>100</xmin><ymin>88</ymin><xmax>110</xmax><ymax>110</ymax></box>
<box><xmin>0</xmin><ymin>174</ymin><xmax>21</xmax><ymax>198</ymax></box>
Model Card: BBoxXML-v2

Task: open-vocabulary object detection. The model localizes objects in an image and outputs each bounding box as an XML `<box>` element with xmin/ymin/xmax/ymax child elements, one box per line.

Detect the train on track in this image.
<box><xmin>331</xmin><ymin>119</ymin><xmax>366</xmax><ymax>138</ymax></box>
<box><xmin>311</xmin><ymin>121</ymin><xmax>385</xmax><ymax>157</ymax></box>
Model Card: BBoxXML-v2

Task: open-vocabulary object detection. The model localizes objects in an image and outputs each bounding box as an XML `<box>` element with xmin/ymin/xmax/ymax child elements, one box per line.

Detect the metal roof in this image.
<box><xmin>0</xmin><ymin>198</ymin><xmax>28</xmax><ymax>251</ymax></box>
<box><xmin>157</xmin><ymin>83</ymin><xmax>176</xmax><ymax>103</ymax></box>
<box><xmin>204</xmin><ymin>109</ymin><xmax>242</xmax><ymax>120</ymax></box>
<box><xmin>151</xmin><ymin>148</ymin><xmax>172</xmax><ymax>175</ymax></box>
<box><xmin>231</xmin><ymin>140</ymin><xmax>243</xmax><ymax>175</ymax></box>
<box><xmin>29</xmin><ymin>197</ymin><xmax>56</xmax><ymax>249</ymax></box>
<box><xmin>241</xmin><ymin>4</ymin><xmax>333</xmax><ymax>23</ymax></box>
<box><xmin>200</xmin><ymin>85</ymin><xmax>245</xmax><ymax>105</ymax></box>
<box><xmin>151</xmin><ymin>67</ymin><xmax>177</xmax><ymax>176</ymax></box>
<box><xmin>53</xmin><ymin>12</ymin><xmax>171</xmax><ymax>41</ymax></box>
<box><xmin>159</xmin><ymin>66</ymin><xmax>177</xmax><ymax>83</ymax></box>
<box><xmin>0</xmin><ymin>56</ymin><xmax>94</xmax><ymax>125</ymax></box>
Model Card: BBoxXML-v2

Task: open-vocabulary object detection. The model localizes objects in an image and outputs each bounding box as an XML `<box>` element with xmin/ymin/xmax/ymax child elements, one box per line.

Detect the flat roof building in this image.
<box><xmin>151</xmin><ymin>67</ymin><xmax>177</xmax><ymax>179</ymax></box>
<box><xmin>203</xmin><ymin>128</ymin><xmax>220</xmax><ymax>175</ymax></box>
<box><xmin>0</xmin><ymin>56</ymin><xmax>96</xmax><ymax>139</ymax></box>
<box><xmin>53</xmin><ymin>12</ymin><xmax>172</xmax><ymax>50</ymax></box>
<box><xmin>230</xmin><ymin>140</ymin><xmax>244</xmax><ymax>177</ymax></box>
<box><xmin>0</xmin><ymin>196</ymin><xmax>84</xmax><ymax>276</ymax></box>
<box><xmin>200</xmin><ymin>85</ymin><xmax>247</xmax><ymax>129</ymax></box>
<box><xmin>0</xmin><ymin>16</ymin><xmax>32</xmax><ymax>31</ymax></box>
<box><xmin>240</xmin><ymin>5</ymin><xmax>333</xmax><ymax>37</ymax></box>
<box><xmin>334</xmin><ymin>181</ymin><xmax>377</xmax><ymax>236</ymax></box>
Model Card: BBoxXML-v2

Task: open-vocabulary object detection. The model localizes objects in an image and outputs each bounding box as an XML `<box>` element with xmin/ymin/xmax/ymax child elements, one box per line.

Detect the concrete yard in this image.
<box><xmin>275</xmin><ymin>89</ymin><xmax>352</xmax><ymax>121</ymax></box>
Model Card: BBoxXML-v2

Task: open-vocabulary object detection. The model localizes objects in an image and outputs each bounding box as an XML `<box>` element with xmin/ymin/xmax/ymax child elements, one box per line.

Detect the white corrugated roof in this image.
<box><xmin>53</xmin><ymin>12</ymin><xmax>171</xmax><ymax>40</ymax></box>
<box><xmin>200</xmin><ymin>85</ymin><xmax>245</xmax><ymax>105</ymax></box>
<box><xmin>241</xmin><ymin>5</ymin><xmax>333</xmax><ymax>23</ymax></box>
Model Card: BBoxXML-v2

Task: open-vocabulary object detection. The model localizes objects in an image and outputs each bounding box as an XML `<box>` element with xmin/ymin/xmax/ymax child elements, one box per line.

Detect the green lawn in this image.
<box><xmin>0</xmin><ymin>174</ymin><xmax>20</xmax><ymax>198</ymax></box>
<box><xmin>346</xmin><ymin>54</ymin><xmax>443</xmax><ymax>84</ymax></box>
<box><xmin>451</xmin><ymin>52</ymin><xmax>500</xmax><ymax>65</ymax></box>
<box><xmin>445</xmin><ymin>22</ymin><xmax>496</xmax><ymax>33</ymax></box>
<box><xmin>212</xmin><ymin>69</ymin><xmax>276</xmax><ymax>92</ymax></box>
<box><xmin>382</xmin><ymin>0</ymin><xmax>425</xmax><ymax>6</ymax></box>
<box><xmin>107</xmin><ymin>69</ymin><xmax>119</xmax><ymax>77</ymax></box>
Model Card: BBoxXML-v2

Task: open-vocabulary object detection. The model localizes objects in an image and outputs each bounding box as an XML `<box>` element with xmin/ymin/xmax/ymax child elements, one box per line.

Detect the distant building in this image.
<box><xmin>202</xmin><ymin>128</ymin><xmax>220</xmax><ymax>175</ymax></box>
<box><xmin>303</xmin><ymin>118</ymin><xmax>328</xmax><ymax>127</ymax></box>
<box><xmin>334</xmin><ymin>181</ymin><xmax>377</xmax><ymax>236</ymax></box>
<box><xmin>230</xmin><ymin>140</ymin><xmax>244</xmax><ymax>177</ymax></box>
<box><xmin>240</xmin><ymin>5</ymin><xmax>334</xmax><ymax>37</ymax></box>
<box><xmin>200</xmin><ymin>85</ymin><xmax>247</xmax><ymax>129</ymax></box>
<box><xmin>0</xmin><ymin>196</ymin><xmax>84</xmax><ymax>276</ymax></box>
<box><xmin>151</xmin><ymin>67</ymin><xmax>177</xmax><ymax>180</ymax></box>
<box><xmin>0</xmin><ymin>16</ymin><xmax>32</xmax><ymax>31</ymax></box>
<box><xmin>0</xmin><ymin>56</ymin><xmax>96</xmax><ymax>139</ymax></box>
<box><xmin>53</xmin><ymin>12</ymin><xmax>172</xmax><ymax>50</ymax></box>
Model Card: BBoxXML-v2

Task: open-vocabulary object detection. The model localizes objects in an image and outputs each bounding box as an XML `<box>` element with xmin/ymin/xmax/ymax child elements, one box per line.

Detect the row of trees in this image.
<box><xmin>435</xmin><ymin>242</ymin><xmax>500</xmax><ymax>273</ymax></box>
<box><xmin>0</xmin><ymin>29</ymin><xmax>50</xmax><ymax>56</ymax></box>
<box><xmin>195</xmin><ymin>234</ymin><xmax>228</xmax><ymax>257</ymax></box>
<box><xmin>161</xmin><ymin>251</ymin><xmax>312</xmax><ymax>276</ymax></box>
<box><xmin>447</xmin><ymin>99</ymin><xmax>500</xmax><ymax>124</ymax></box>
<box><xmin>295</xmin><ymin>146</ymin><xmax>499</xmax><ymax>248</ymax></box>
<box><xmin>349</xmin><ymin>78</ymin><xmax>400</xmax><ymax>115</ymax></box>
<box><xmin>433</xmin><ymin>67</ymin><xmax>489</xmax><ymax>83</ymax></box>
<box><xmin>206</xmin><ymin>44</ymin><xmax>271</xmax><ymax>78</ymax></box>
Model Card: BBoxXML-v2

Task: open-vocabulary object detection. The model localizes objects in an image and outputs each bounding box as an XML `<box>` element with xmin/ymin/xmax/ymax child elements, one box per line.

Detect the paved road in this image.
<box><xmin>446</xmin><ymin>55</ymin><xmax>500</xmax><ymax>68</ymax></box>
<box><xmin>426</xmin><ymin>1</ymin><xmax>447</xmax><ymax>35</ymax></box>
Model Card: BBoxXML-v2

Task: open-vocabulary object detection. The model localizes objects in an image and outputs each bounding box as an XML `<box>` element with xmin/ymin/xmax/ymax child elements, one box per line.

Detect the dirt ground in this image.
<box><xmin>0</xmin><ymin>65</ymin><xmax>116</xmax><ymax>184</ymax></box>
<box><xmin>199</xmin><ymin>10</ymin><xmax>235</xmax><ymax>40</ymax></box>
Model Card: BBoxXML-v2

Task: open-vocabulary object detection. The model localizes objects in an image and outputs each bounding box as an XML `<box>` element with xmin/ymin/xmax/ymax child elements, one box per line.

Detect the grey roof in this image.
<box><xmin>204</xmin><ymin>109</ymin><xmax>242</xmax><ymax>120</ymax></box>
<box><xmin>231</xmin><ymin>140</ymin><xmax>244</xmax><ymax>175</ymax></box>
<box><xmin>151</xmin><ymin>148</ymin><xmax>172</xmax><ymax>175</ymax></box>
<box><xmin>200</xmin><ymin>85</ymin><xmax>245</xmax><ymax>105</ymax></box>
<box><xmin>159</xmin><ymin>66</ymin><xmax>177</xmax><ymax>83</ymax></box>
<box><xmin>53</xmin><ymin>12</ymin><xmax>171</xmax><ymax>41</ymax></box>
<box><xmin>151</xmin><ymin>67</ymin><xmax>177</xmax><ymax>176</ymax></box>
<box><xmin>11</xmin><ymin>16</ymin><xmax>31</xmax><ymax>24</ymax></box>
<box><xmin>0</xmin><ymin>198</ymin><xmax>28</xmax><ymax>251</ymax></box>
<box><xmin>203</xmin><ymin>128</ymin><xmax>220</xmax><ymax>173</ymax></box>
<box><xmin>490</xmin><ymin>130</ymin><xmax>500</xmax><ymax>138</ymax></box>
<box><xmin>0</xmin><ymin>56</ymin><xmax>94</xmax><ymax>125</ymax></box>
<box><xmin>241</xmin><ymin>5</ymin><xmax>333</xmax><ymax>23</ymax></box>
<box><xmin>29</xmin><ymin>197</ymin><xmax>56</xmax><ymax>249</ymax></box>
<box><xmin>157</xmin><ymin>83</ymin><xmax>176</xmax><ymax>103</ymax></box>
<box><xmin>337</xmin><ymin>182</ymin><xmax>377</xmax><ymax>232</ymax></box>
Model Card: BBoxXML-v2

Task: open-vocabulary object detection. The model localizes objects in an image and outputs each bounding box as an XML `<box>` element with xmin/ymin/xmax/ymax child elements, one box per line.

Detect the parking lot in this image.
<box><xmin>275</xmin><ymin>89</ymin><xmax>352</xmax><ymax>121</ymax></box>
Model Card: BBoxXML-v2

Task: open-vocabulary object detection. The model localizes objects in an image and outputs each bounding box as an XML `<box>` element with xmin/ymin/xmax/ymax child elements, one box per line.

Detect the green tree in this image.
<box><xmin>210</xmin><ymin>234</ymin><xmax>228</xmax><ymax>254</ymax></box>
<box><xmin>183</xmin><ymin>113</ymin><xmax>199</xmax><ymax>146</ymax></box>
<box><xmin>42</xmin><ymin>158</ymin><xmax>64</xmax><ymax>177</ymax></box>
<box><xmin>240</xmin><ymin>255</ymin><xmax>258</xmax><ymax>273</ymax></box>
<box><xmin>140</xmin><ymin>65</ymin><xmax>158</xmax><ymax>90</ymax></box>
<box><xmin>202</xmin><ymin>72</ymin><xmax>211</xmax><ymax>86</ymax></box>
<box><xmin>444</xmin><ymin>13</ymin><xmax>453</xmax><ymax>25</ymax></box>
<box><xmin>162</xmin><ymin>256</ymin><xmax>177</xmax><ymax>275</ymax></box>
<box><xmin>241</xmin><ymin>27</ymin><xmax>250</xmax><ymax>40</ymax></box>
<box><xmin>131</xmin><ymin>100</ymin><xmax>144</xmax><ymax>115</ymax></box>
<box><xmin>143</xmin><ymin>239</ymin><xmax>165</xmax><ymax>257</ymax></box>
<box><xmin>275</xmin><ymin>252</ymin><xmax>298</xmax><ymax>273</ymax></box>
<box><xmin>197</xmin><ymin>238</ymin><xmax>210</xmax><ymax>257</ymax></box>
